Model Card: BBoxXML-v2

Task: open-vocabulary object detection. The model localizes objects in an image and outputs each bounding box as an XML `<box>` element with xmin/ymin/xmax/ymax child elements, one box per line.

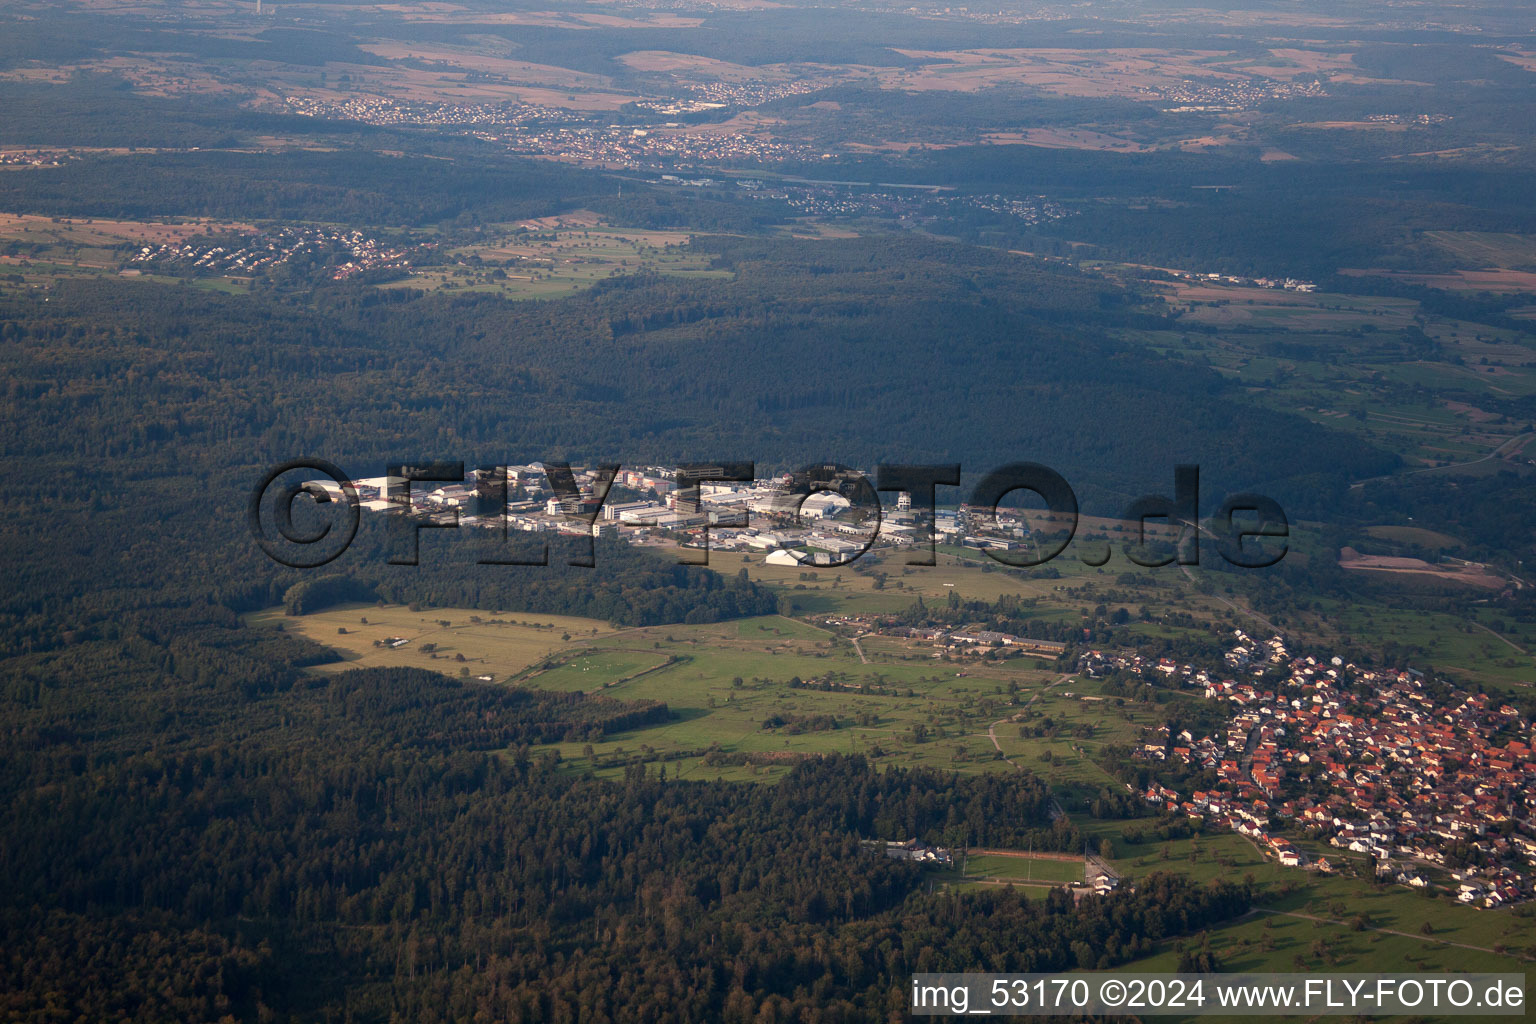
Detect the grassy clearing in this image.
<box><xmin>1124</xmin><ymin>909</ymin><xmax>1531</xmax><ymax>999</ymax></box>
<box><xmin>1363</xmin><ymin>524</ymin><xmax>1464</xmax><ymax>549</ymax></box>
<box><xmin>1085</xmin><ymin>824</ymin><xmax>1536</xmax><ymax>957</ymax></box>
<box><xmin>526</xmin><ymin>648</ymin><xmax>675</xmax><ymax>691</ymax></box>
<box><xmin>244</xmin><ymin>603</ymin><xmax>615</xmax><ymax>679</ymax></box>
<box><xmin>1424</xmin><ymin>230</ymin><xmax>1536</xmax><ymax>269</ymax></box>
<box><xmin>383</xmin><ymin>224</ymin><xmax>729</xmax><ymax>300</ymax></box>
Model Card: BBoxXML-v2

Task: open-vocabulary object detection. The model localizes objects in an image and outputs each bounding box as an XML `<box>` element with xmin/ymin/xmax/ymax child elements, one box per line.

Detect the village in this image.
<box><xmin>1157</xmin><ymin>75</ymin><xmax>1327</xmax><ymax>112</ymax></box>
<box><xmin>1095</xmin><ymin>631</ymin><xmax>1536</xmax><ymax>909</ymax></box>
<box><xmin>128</xmin><ymin>224</ymin><xmax>426</xmax><ymax>280</ymax></box>
<box><xmin>484</xmin><ymin>122</ymin><xmax>818</xmax><ymax>169</ymax></box>
<box><xmin>278</xmin><ymin>92</ymin><xmax>823</xmax><ymax>168</ymax></box>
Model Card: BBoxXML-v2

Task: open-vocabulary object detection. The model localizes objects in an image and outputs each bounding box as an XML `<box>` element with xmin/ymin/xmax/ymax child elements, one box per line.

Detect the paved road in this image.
<box><xmin>1350</xmin><ymin>431</ymin><xmax>1535</xmax><ymax>490</ymax></box>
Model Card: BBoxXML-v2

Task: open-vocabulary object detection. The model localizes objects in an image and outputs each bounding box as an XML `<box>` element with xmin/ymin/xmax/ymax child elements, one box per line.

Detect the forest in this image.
<box><xmin>0</xmin><ymin>221</ymin><xmax>1417</xmax><ymax>666</ymax></box>
<box><xmin>2</xmin><ymin>649</ymin><xmax>1254</xmax><ymax>1023</ymax></box>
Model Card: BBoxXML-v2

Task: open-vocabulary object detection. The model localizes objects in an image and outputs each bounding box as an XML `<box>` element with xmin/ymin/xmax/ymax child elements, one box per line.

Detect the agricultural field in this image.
<box><xmin>876</xmin><ymin>45</ymin><xmax>1351</xmax><ymax>101</ymax></box>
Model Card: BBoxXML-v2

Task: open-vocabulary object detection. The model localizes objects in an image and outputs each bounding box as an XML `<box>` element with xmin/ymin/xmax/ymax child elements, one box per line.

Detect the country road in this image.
<box><xmin>1471</xmin><ymin>619</ymin><xmax>1529</xmax><ymax>655</ymax></box>
<box><xmin>1246</xmin><ymin>908</ymin><xmax>1529</xmax><ymax>959</ymax></box>
<box><xmin>1181</xmin><ymin>563</ymin><xmax>1284</xmax><ymax>635</ymax></box>
<box><xmin>987</xmin><ymin>674</ymin><xmax>1073</xmax><ymax>770</ymax></box>
<box><xmin>1176</xmin><ymin>518</ymin><xmax>1284</xmax><ymax>635</ymax></box>
<box><xmin>1350</xmin><ymin>431</ymin><xmax>1535</xmax><ymax>490</ymax></box>
<box><xmin>851</xmin><ymin>634</ymin><xmax>869</xmax><ymax>664</ymax></box>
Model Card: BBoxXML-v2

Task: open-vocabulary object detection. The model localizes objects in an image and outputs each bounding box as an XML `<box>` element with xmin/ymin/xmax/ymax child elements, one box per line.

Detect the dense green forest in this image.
<box><xmin>1</xmin><ymin>651</ymin><xmax>1251</xmax><ymax>1022</ymax></box>
<box><xmin>0</xmin><ymin>148</ymin><xmax>610</xmax><ymax>226</ymax></box>
<box><xmin>0</xmin><ymin>221</ymin><xmax>1407</xmax><ymax>660</ymax></box>
<box><xmin>0</xmin><ymin>235</ymin><xmax>1395</xmax><ymax>502</ymax></box>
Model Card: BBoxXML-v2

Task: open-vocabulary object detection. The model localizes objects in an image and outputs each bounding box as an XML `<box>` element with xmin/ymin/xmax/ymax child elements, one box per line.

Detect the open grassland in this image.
<box><xmin>1364</xmin><ymin>524</ymin><xmax>1464</xmax><ymax>549</ymax></box>
<box><xmin>1308</xmin><ymin>599</ymin><xmax>1536</xmax><ymax>690</ymax></box>
<box><xmin>1424</xmin><ymin>230</ymin><xmax>1536</xmax><ymax>271</ymax></box>
<box><xmin>1124</xmin><ymin>910</ymin><xmax>1532</xmax><ymax>1002</ymax></box>
<box><xmin>244</xmin><ymin>603</ymin><xmax>615</xmax><ymax>678</ymax></box>
<box><xmin>619</xmin><ymin>51</ymin><xmax>782</xmax><ymax>82</ymax></box>
<box><xmin>529</xmin><ymin>613</ymin><xmax>1050</xmax><ymax>780</ymax></box>
<box><xmin>1089</xmin><ymin>826</ymin><xmax>1536</xmax><ymax>962</ymax></box>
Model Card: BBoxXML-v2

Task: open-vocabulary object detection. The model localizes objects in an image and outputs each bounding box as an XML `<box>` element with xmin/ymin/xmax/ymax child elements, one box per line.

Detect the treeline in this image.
<box><xmin>780</xmin><ymin>757</ymin><xmax>1076</xmax><ymax>850</ymax></box>
<box><xmin>320</xmin><ymin>667</ymin><xmax>672</xmax><ymax>747</ymax></box>
<box><xmin>278</xmin><ymin>538</ymin><xmax>780</xmax><ymax>627</ymax></box>
<box><xmin>0</xmin><ymin>148</ymin><xmax>611</xmax><ymax>227</ymax></box>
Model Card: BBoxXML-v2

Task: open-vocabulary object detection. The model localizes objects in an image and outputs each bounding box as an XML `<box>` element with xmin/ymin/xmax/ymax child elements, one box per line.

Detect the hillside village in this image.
<box><xmin>1100</xmin><ymin>632</ymin><xmax>1536</xmax><ymax>909</ymax></box>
